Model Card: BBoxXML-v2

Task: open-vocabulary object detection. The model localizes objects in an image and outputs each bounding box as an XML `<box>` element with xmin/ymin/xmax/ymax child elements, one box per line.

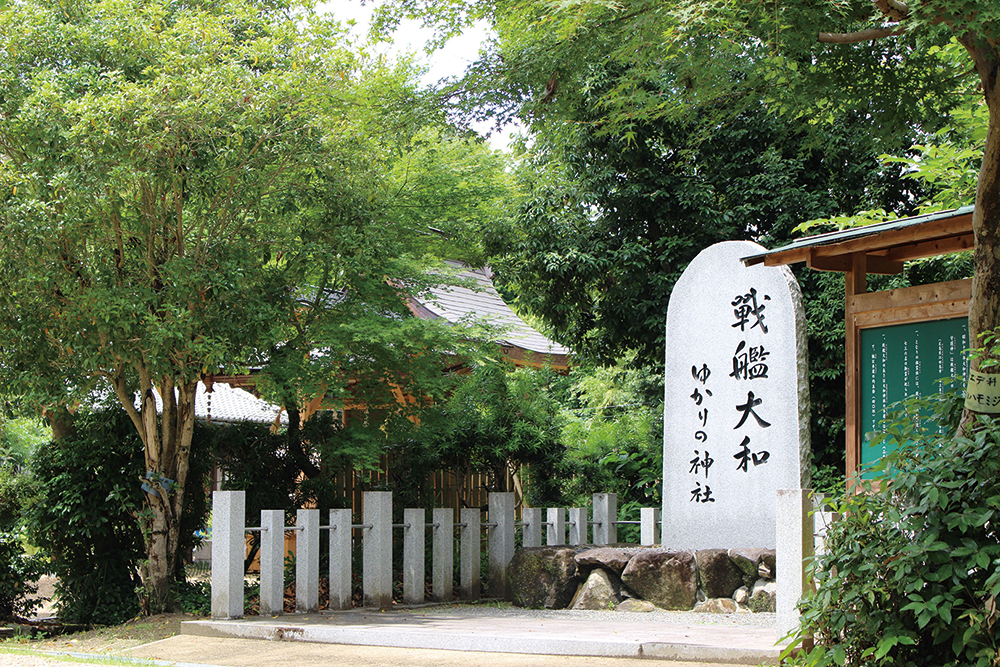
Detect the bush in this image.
<box><xmin>556</xmin><ymin>358</ymin><xmax>663</xmax><ymax>541</ymax></box>
<box><xmin>0</xmin><ymin>531</ymin><xmax>44</xmax><ymax>622</ymax></box>
<box><xmin>25</xmin><ymin>408</ymin><xmax>146</xmax><ymax>625</ymax></box>
<box><xmin>0</xmin><ymin>419</ymin><xmax>46</xmax><ymax>622</ymax></box>
<box><xmin>171</xmin><ymin>579</ymin><xmax>210</xmax><ymax>616</ymax></box>
<box><xmin>789</xmin><ymin>388</ymin><xmax>1000</xmax><ymax>666</ymax></box>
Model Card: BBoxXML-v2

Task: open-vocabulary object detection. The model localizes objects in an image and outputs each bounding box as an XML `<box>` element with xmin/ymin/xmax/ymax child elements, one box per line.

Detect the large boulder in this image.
<box><xmin>620</xmin><ymin>550</ymin><xmax>697</xmax><ymax>610</ymax></box>
<box><xmin>728</xmin><ymin>548</ymin><xmax>768</xmax><ymax>587</ymax></box>
<box><xmin>759</xmin><ymin>549</ymin><xmax>776</xmax><ymax>579</ymax></box>
<box><xmin>693</xmin><ymin>598</ymin><xmax>739</xmax><ymax>614</ymax></box>
<box><xmin>575</xmin><ymin>547</ymin><xmax>642</xmax><ymax>575</ymax></box>
<box><xmin>569</xmin><ymin>568</ymin><xmax>621</xmax><ymax>610</ymax></box>
<box><xmin>695</xmin><ymin>549</ymin><xmax>745</xmax><ymax>599</ymax></box>
<box><xmin>748</xmin><ymin>578</ymin><xmax>776</xmax><ymax>613</ymax></box>
<box><xmin>617</xmin><ymin>598</ymin><xmax>659</xmax><ymax>613</ymax></box>
<box><xmin>508</xmin><ymin>546</ymin><xmax>580</xmax><ymax>609</ymax></box>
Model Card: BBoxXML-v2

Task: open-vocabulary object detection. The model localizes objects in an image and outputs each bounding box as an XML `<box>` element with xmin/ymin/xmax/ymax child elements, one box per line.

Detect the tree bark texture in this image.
<box><xmin>123</xmin><ymin>368</ymin><xmax>198</xmax><ymax>612</ymax></box>
<box><xmin>959</xmin><ymin>35</ymin><xmax>1000</xmax><ymax>435</ymax></box>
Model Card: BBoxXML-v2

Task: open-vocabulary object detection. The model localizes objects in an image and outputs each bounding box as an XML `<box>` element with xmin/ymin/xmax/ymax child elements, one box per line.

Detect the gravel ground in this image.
<box><xmin>397</xmin><ymin>602</ymin><xmax>778</xmax><ymax>628</ymax></box>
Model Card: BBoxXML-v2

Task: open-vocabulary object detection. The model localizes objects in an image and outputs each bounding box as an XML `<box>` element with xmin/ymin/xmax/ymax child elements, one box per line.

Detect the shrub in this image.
<box><xmin>171</xmin><ymin>579</ymin><xmax>210</xmax><ymax>616</ymax></box>
<box><xmin>25</xmin><ymin>408</ymin><xmax>146</xmax><ymax>625</ymax></box>
<box><xmin>788</xmin><ymin>388</ymin><xmax>1000</xmax><ymax>667</ymax></box>
<box><xmin>0</xmin><ymin>419</ymin><xmax>46</xmax><ymax>622</ymax></box>
<box><xmin>0</xmin><ymin>531</ymin><xmax>44</xmax><ymax>621</ymax></box>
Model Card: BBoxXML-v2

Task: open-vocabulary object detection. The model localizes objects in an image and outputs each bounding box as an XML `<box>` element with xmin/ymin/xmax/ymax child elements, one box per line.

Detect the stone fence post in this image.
<box><xmin>488</xmin><ymin>492</ymin><xmax>515</xmax><ymax>599</ymax></box>
<box><xmin>546</xmin><ymin>508</ymin><xmax>566</xmax><ymax>546</ymax></box>
<box><xmin>403</xmin><ymin>508</ymin><xmax>425</xmax><ymax>605</ymax></box>
<box><xmin>329</xmin><ymin>508</ymin><xmax>352</xmax><ymax>610</ymax></box>
<box><xmin>592</xmin><ymin>493</ymin><xmax>617</xmax><ymax>545</ymax></box>
<box><xmin>640</xmin><ymin>507</ymin><xmax>661</xmax><ymax>546</ymax></box>
<box><xmin>777</xmin><ymin>488</ymin><xmax>814</xmax><ymax>643</ymax></box>
<box><xmin>459</xmin><ymin>508</ymin><xmax>481</xmax><ymax>600</ymax></box>
<box><xmin>363</xmin><ymin>491</ymin><xmax>392</xmax><ymax>609</ymax></box>
<box><xmin>259</xmin><ymin>509</ymin><xmax>284</xmax><ymax>616</ymax></box>
<box><xmin>567</xmin><ymin>507</ymin><xmax>586</xmax><ymax>545</ymax></box>
<box><xmin>432</xmin><ymin>507</ymin><xmax>454</xmax><ymax>601</ymax></box>
<box><xmin>522</xmin><ymin>508</ymin><xmax>542</xmax><ymax>548</ymax></box>
<box><xmin>296</xmin><ymin>509</ymin><xmax>320</xmax><ymax>613</ymax></box>
<box><xmin>211</xmin><ymin>490</ymin><xmax>245</xmax><ymax>619</ymax></box>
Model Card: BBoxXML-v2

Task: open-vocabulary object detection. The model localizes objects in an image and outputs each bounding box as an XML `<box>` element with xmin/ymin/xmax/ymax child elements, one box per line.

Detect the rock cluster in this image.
<box><xmin>508</xmin><ymin>545</ymin><xmax>776</xmax><ymax>613</ymax></box>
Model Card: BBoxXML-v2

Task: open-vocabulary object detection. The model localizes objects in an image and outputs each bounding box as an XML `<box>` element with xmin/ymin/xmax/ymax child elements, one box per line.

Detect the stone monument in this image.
<box><xmin>662</xmin><ymin>241</ymin><xmax>810</xmax><ymax>549</ymax></box>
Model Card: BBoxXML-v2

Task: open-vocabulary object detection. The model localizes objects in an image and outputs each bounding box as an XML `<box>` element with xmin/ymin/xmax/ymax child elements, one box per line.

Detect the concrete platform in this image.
<box><xmin>182</xmin><ymin>608</ymin><xmax>782</xmax><ymax>665</ymax></box>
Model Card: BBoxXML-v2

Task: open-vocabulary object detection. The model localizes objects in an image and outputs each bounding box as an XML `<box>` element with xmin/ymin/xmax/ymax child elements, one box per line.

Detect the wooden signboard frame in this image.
<box><xmin>743</xmin><ymin>207</ymin><xmax>974</xmax><ymax>487</ymax></box>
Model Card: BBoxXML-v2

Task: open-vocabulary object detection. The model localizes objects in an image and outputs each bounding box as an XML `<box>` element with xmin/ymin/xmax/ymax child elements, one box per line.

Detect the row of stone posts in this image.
<box><xmin>210</xmin><ymin>490</ymin><xmax>654</xmax><ymax>619</ymax></box>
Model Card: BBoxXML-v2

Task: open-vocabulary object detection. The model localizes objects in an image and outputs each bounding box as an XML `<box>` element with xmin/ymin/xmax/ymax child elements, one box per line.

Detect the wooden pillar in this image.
<box><xmin>844</xmin><ymin>252</ymin><xmax>867</xmax><ymax>490</ymax></box>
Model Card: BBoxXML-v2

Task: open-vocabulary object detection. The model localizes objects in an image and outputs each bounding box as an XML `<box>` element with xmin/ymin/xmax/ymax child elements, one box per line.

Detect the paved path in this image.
<box><xmin>2</xmin><ymin>606</ymin><xmax>784</xmax><ymax>666</ymax></box>
<box><xmin>178</xmin><ymin>608</ymin><xmax>781</xmax><ymax>665</ymax></box>
<box><xmin>2</xmin><ymin>640</ymin><xmax>767</xmax><ymax>667</ymax></box>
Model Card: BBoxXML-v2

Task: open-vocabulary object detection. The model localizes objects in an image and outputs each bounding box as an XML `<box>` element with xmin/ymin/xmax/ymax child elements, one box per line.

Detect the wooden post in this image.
<box><xmin>845</xmin><ymin>252</ymin><xmax>867</xmax><ymax>490</ymax></box>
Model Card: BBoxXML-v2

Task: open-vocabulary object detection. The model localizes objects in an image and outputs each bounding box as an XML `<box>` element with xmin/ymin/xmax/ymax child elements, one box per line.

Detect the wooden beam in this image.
<box><xmin>500</xmin><ymin>345</ymin><xmax>570</xmax><ymax>371</ymax></box>
<box><xmin>844</xmin><ymin>253</ymin><xmax>866</xmax><ymax>492</ymax></box>
<box><xmin>807</xmin><ymin>251</ymin><xmax>904</xmax><ymax>275</ymax></box>
<box><xmin>883</xmin><ymin>233</ymin><xmax>975</xmax><ymax>262</ymax></box>
<box><xmin>759</xmin><ymin>210</ymin><xmax>973</xmax><ymax>268</ymax></box>
<box><xmin>854</xmin><ymin>299</ymin><xmax>971</xmax><ymax>328</ymax></box>
<box><xmin>851</xmin><ymin>279</ymin><xmax>972</xmax><ymax>315</ymax></box>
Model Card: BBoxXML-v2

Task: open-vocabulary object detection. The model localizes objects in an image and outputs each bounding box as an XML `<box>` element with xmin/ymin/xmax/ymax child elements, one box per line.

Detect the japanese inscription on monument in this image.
<box><xmin>663</xmin><ymin>241</ymin><xmax>810</xmax><ymax>549</ymax></box>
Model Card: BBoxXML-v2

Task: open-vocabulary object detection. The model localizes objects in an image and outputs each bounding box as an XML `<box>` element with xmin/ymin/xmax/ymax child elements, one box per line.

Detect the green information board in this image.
<box><xmin>860</xmin><ymin>317</ymin><xmax>968</xmax><ymax>476</ymax></box>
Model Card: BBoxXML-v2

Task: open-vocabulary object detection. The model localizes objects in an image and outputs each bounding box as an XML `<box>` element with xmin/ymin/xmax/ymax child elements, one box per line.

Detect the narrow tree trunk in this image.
<box><xmin>133</xmin><ymin>375</ymin><xmax>198</xmax><ymax>613</ymax></box>
<box><xmin>959</xmin><ymin>39</ymin><xmax>1000</xmax><ymax>436</ymax></box>
<box><xmin>46</xmin><ymin>406</ymin><xmax>76</xmax><ymax>440</ymax></box>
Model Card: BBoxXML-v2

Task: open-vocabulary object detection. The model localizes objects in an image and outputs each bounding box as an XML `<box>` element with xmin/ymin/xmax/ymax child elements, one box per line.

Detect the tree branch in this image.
<box><xmin>874</xmin><ymin>0</ymin><xmax>909</xmax><ymax>22</ymax></box>
<box><xmin>818</xmin><ymin>26</ymin><xmax>904</xmax><ymax>44</ymax></box>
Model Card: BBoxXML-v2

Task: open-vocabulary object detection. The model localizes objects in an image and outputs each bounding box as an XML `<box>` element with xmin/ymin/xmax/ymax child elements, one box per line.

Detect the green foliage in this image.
<box><xmin>21</xmin><ymin>406</ymin><xmax>215</xmax><ymax>624</ymax></box>
<box><xmin>488</xmin><ymin>85</ymin><xmax>922</xmax><ymax>367</ymax></box>
<box><xmin>0</xmin><ymin>415</ymin><xmax>46</xmax><ymax>622</ymax></box>
<box><xmin>440</xmin><ymin>362</ymin><xmax>566</xmax><ymax>503</ymax></box>
<box><xmin>0</xmin><ymin>418</ymin><xmax>48</xmax><ymax>469</ymax></box>
<box><xmin>24</xmin><ymin>409</ymin><xmax>145</xmax><ymax>625</ymax></box>
<box><xmin>0</xmin><ymin>531</ymin><xmax>45</xmax><ymax>622</ymax></box>
<box><xmin>0</xmin><ymin>0</ymin><xmax>516</xmax><ymax>605</ymax></box>
<box><xmin>558</xmin><ymin>358</ymin><xmax>663</xmax><ymax>518</ymax></box>
<box><xmin>171</xmin><ymin>580</ymin><xmax>210</xmax><ymax>617</ymax></box>
<box><xmin>789</xmin><ymin>388</ymin><xmax>1000</xmax><ymax>667</ymax></box>
<box><xmin>563</xmin><ymin>412</ymin><xmax>661</xmax><ymax>544</ymax></box>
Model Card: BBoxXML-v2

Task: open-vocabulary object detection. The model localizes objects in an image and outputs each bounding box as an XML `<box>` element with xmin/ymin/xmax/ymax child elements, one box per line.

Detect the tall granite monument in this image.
<box><xmin>663</xmin><ymin>241</ymin><xmax>810</xmax><ymax>549</ymax></box>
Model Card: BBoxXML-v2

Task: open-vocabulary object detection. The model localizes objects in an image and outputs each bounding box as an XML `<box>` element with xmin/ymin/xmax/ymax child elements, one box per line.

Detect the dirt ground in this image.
<box><xmin>3</xmin><ymin>573</ymin><xmax>199</xmax><ymax>665</ymax></box>
<box><xmin>21</xmin><ymin>612</ymin><xmax>191</xmax><ymax>653</ymax></box>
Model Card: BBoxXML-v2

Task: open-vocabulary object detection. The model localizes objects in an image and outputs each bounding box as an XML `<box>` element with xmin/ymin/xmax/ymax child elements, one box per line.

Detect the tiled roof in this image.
<box><xmin>411</xmin><ymin>263</ymin><xmax>572</xmax><ymax>360</ymax></box>
<box><xmin>147</xmin><ymin>381</ymin><xmax>286</xmax><ymax>426</ymax></box>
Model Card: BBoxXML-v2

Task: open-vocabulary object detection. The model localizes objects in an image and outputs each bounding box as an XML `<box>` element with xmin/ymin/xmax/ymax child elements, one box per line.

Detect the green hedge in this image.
<box><xmin>789</xmin><ymin>389</ymin><xmax>1000</xmax><ymax>667</ymax></box>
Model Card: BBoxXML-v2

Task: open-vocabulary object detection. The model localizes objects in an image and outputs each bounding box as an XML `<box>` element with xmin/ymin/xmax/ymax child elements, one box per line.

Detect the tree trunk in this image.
<box><xmin>959</xmin><ymin>38</ymin><xmax>1000</xmax><ymax>436</ymax></box>
<box><xmin>46</xmin><ymin>406</ymin><xmax>76</xmax><ymax>440</ymax></box>
<box><xmin>126</xmin><ymin>372</ymin><xmax>198</xmax><ymax>613</ymax></box>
